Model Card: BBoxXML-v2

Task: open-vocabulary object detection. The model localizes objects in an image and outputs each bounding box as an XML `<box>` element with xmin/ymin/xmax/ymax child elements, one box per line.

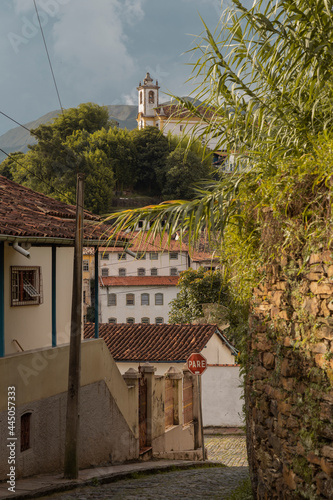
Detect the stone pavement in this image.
<box><xmin>205</xmin><ymin>435</ymin><xmax>248</xmax><ymax>467</ymax></box>
<box><xmin>0</xmin><ymin>434</ymin><xmax>249</xmax><ymax>499</ymax></box>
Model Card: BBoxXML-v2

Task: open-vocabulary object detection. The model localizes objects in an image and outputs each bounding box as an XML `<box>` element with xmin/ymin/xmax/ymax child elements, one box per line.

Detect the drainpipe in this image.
<box><xmin>13</xmin><ymin>241</ymin><xmax>30</xmax><ymax>258</ymax></box>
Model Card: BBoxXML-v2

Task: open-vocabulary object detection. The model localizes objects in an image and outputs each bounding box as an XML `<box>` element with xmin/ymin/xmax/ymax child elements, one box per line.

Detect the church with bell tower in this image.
<box><xmin>137</xmin><ymin>72</ymin><xmax>160</xmax><ymax>130</ymax></box>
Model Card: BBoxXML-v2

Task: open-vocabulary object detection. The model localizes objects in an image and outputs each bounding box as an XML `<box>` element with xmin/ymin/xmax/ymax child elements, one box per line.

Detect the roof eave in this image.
<box><xmin>0</xmin><ymin>235</ymin><xmax>127</xmax><ymax>247</ymax></box>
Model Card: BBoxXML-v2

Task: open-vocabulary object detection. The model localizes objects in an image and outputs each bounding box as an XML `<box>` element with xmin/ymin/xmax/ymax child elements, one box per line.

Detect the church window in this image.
<box><xmin>140</xmin><ymin>91</ymin><xmax>143</xmax><ymax>104</ymax></box>
<box><xmin>149</xmin><ymin>91</ymin><xmax>154</xmax><ymax>104</ymax></box>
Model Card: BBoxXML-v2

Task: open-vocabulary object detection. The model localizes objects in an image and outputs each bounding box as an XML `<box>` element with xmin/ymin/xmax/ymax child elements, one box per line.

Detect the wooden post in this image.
<box><xmin>198</xmin><ymin>375</ymin><xmax>205</xmax><ymax>461</ymax></box>
<box><xmin>64</xmin><ymin>173</ymin><xmax>84</xmax><ymax>479</ymax></box>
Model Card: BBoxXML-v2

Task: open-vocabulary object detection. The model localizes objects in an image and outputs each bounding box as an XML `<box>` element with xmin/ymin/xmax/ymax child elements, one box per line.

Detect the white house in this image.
<box><xmin>84</xmin><ymin>322</ymin><xmax>243</xmax><ymax>428</ymax></box>
<box><xmin>0</xmin><ymin>175</ymin><xmax>127</xmax><ymax>356</ymax></box>
<box><xmin>90</xmin><ymin>232</ymin><xmax>219</xmax><ymax>325</ymax></box>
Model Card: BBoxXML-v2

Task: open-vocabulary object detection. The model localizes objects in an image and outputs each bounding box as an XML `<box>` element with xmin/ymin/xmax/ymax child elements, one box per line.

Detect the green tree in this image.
<box><xmin>163</xmin><ymin>148</ymin><xmax>210</xmax><ymax>199</ymax></box>
<box><xmin>130</xmin><ymin>126</ymin><xmax>170</xmax><ymax>194</ymax></box>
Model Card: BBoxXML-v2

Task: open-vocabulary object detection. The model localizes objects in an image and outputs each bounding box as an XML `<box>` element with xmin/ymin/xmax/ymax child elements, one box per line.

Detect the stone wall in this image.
<box><xmin>247</xmin><ymin>250</ymin><xmax>333</xmax><ymax>499</ymax></box>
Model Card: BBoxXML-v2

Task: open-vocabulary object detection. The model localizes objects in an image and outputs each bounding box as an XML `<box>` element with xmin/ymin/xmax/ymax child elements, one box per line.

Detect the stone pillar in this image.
<box><xmin>123</xmin><ymin>368</ymin><xmax>140</xmax><ymax>440</ymax></box>
<box><xmin>141</xmin><ymin>362</ymin><xmax>156</xmax><ymax>446</ymax></box>
<box><xmin>165</xmin><ymin>366</ymin><xmax>183</xmax><ymax>425</ymax></box>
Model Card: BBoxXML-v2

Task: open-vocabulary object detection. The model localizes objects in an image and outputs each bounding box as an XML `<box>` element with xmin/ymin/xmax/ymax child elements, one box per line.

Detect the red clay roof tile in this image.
<box><xmin>84</xmin><ymin>323</ymin><xmax>219</xmax><ymax>361</ymax></box>
<box><xmin>99</xmin><ymin>276</ymin><xmax>179</xmax><ymax>287</ymax></box>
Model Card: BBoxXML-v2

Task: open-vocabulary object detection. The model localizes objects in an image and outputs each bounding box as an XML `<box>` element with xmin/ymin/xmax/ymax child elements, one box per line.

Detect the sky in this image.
<box><xmin>0</xmin><ymin>0</ymin><xmax>225</xmax><ymax>137</ymax></box>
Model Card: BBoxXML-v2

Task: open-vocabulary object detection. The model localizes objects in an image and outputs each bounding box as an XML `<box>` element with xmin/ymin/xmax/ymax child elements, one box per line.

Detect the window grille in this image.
<box><xmin>108</xmin><ymin>318</ymin><xmax>117</xmax><ymax>324</ymax></box>
<box><xmin>118</xmin><ymin>253</ymin><xmax>126</xmax><ymax>260</ymax></box>
<box><xmin>136</xmin><ymin>252</ymin><xmax>146</xmax><ymax>260</ymax></box>
<box><xmin>141</xmin><ymin>293</ymin><xmax>149</xmax><ymax>306</ymax></box>
<box><xmin>126</xmin><ymin>294</ymin><xmax>135</xmax><ymax>305</ymax></box>
<box><xmin>119</xmin><ymin>268</ymin><xmax>126</xmax><ymax>276</ymax></box>
<box><xmin>11</xmin><ymin>267</ymin><xmax>43</xmax><ymax>306</ymax></box>
<box><xmin>101</xmin><ymin>268</ymin><xmax>109</xmax><ymax>277</ymax></box>
<box><xmin>170</xmin><ymin>252</ymin><xmax>178</xmax><ymax>260</ymax></box>
<box><xmin>138</xmin><ymin>268</ymin><xmax>146</xmax><ymax>276</ymax></box>
<box><xmin>126</xmin><ymin>317</ymin><xmax>135</xmax><ymax>324</ymax></box>
<box><xmin>21</xmin><ymin>413</ymin><xmax>31</xmax><ymax>452</ymax></box>
<box><xmin>151</xmin><ymin>268</ymin><xmax>158</xmax><ymax>276</ymax></box>
<box><xmin>83</xmin><ymin>260</ymin><xmax>89</xmax><ymax>271</ymax></box>
<box><xmin>155</xmin><ymin>317</ymin><xmax>164</xmax><ymax>324</ymax></box>
<box><xmin>101</xmin><ymin>253</ymin><xmax>109</xmax><ymax>260</ymax></box>
<box><xmin>170</xmin><ymin>268</ymin><xmax>178</xmax><ymax>276</ymax></box>
<box><xmin>141</xmin><ymin>317</ymin><xmax>150</xmax><ymax>324</ymax></box>
<box><xmin>155</xmin><ymin>293</ymin><xmax>163</xmax><ymax>305</ymax></box>
<box><xmin>150</xmin><ymin>252</ymin><xmax>158</xmax><ymax>260</ymax></box>
<box><xmin>108</xmin><ymin>293</ymin><xmax>116</xmax><ymax>306</ymax></box>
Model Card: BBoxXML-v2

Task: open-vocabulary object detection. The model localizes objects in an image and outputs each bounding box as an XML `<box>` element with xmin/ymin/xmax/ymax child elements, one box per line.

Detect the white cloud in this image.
<box><xmin>52</xmin><ymin>0</ymin><xmax>145</xmax><ymax>94</ymax></box>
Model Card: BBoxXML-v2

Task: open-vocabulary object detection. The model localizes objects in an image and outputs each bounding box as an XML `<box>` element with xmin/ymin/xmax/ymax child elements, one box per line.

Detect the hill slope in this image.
<box><xmin>0</xmin><ymin>104</ymin><xmax>138</xmax><ymax>163</ymax></box>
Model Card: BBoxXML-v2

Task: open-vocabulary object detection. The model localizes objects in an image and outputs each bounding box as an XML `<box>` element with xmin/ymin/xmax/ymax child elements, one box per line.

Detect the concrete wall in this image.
<box><xmin>4</xmin><ymin>243</ymin><xmax>73</xmax><ymax>355</ymax></box>
<box><xmin>0</xmin><ymin>339</ymin><xmax>139</xmax><ymax>479</ymax></box>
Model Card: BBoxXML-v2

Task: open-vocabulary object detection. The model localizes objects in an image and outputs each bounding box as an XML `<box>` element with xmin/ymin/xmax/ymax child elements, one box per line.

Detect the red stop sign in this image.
<box><xmin>187</xmin><ymin>353</ymin><xmax>207</xmax><ymax>375</ymax></box>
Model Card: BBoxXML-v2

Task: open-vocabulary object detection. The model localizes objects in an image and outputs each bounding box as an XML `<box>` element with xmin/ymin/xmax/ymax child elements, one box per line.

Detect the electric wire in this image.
<box><xmin>0</xmin><ymin>146</ymin><xmax>76</xmax><ymax>206</ymax></box>
<box><xmin>33</xmin><ymin>0</ymin><xmax>64</xmax><ymax>113</ymax></box>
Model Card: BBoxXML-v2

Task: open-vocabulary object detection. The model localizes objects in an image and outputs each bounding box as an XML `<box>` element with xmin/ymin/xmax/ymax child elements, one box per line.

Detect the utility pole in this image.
<box><xmin>64</xmin><ymin>173</ymin><xmax>84</xmax><ymax>479</ymax></box>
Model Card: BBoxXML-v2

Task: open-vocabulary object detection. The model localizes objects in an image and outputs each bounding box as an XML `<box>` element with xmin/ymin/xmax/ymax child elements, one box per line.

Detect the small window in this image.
<box><xmin>108</xmin><ymin>293</ymin><xmax>117</xmax><ymax>306</ymax></box>
<box><xmin>119</xmin><ymin>268</ymin><xmax>126</xmax><ymax>277</ymax></box>
<box><xmin>155</xmin><ymin>317</ymin><xmax>164</xmax><ymax>325</ymax></box>
<box><xmin>170</xmin><ymin>252</ymin><xmax>178</xmax><ymax>260</ymax></box>
<box><xmin>101</xmin><ymin>268</ymin><xmax>109</xmax><ymax>277</ymax></box>
<box><xmin>140</xmin><ymin>91</ymin><xmax>143</xmax><ymax>104</ymax></box>
<box><xmin>170</xmin><ymin>268</ymin><xmax>178</xmax><ymax>276</ymax></box>
<box><xmin>141</xmin><ymin>293</ymin><xmax>149</xmax><ymax>306</ymax></box>
<box><xmin>126</xmin><ymin>317</ymin><xmax>135</xmax><ymax>324</ymax></box>
<box><xmin>118</xmin><ymin>253</ymin><xmax>126</xmax><ymax>260</ymax></box>
<box><xmin>136</xmin><ymin>252</ymin><xmax>146</xmax><ymax>260</ymax></box>
<box><xmin>11</xmin><ymin>266</ymin><xmax>43</xmax><ymax>306</ymax></box>
<box><xmin>126</xmin><ymin>293</ymin><xmax>135</xmax><ymax>305</ymax></box>
<box><xmin>138</xmin><ymin>220</ymin><xmax>144</xmax><ymax>228</ymax></box>
<box><xmin>148</xmin><ymin>90</ymin><xmax>154</xmax><ymax>103</ymax></box>
<box><xmin>108</xmin><ymin>318</ymin><xmax>117</xmax><ymax>324</ymax></box>
<box><xmin>151</xmin><ymin>268</ymin><xmax>158</xmax><ymax>276</ymax></box>
<box><xmin>150</xmin><ymin>252</ymin><xmax>158</xmax><ymax>260</ymax></box>
<box><xmin>101</xmin><ymin>253</ymin><xmax>109</xmax><ymax>260</ymax></box>
<box><xmin>141</xmin><ymin>317</ymin><xmax>150</xmax><ymax>324</ymax></box>
<box><xmin>180</xmin><ymin>125</ymin><xmax>183</xmax><ymax>132</ymax></box>
<box><xmin>83</xmin><ymin>260</ymin><xmax>89</xmax><ymax>271</ymax></box>
<box><xmin>83</xmin><ymin>290</ymin><xmax>86</xmax><ymax>303</ymax></box>
<box><xmin>155</xmin><ymin>293</ymin><xmax>163</xmax><ymax>305</ymax></box>
<box><xmin>138</xmin><ymin>268</ymin><xmax>146</xmax><ymax>276</ymax></box>
<box><xmin>21</xmin><ymin>412</ymin><xmax>31</xmax><ymax>452</ymax></box>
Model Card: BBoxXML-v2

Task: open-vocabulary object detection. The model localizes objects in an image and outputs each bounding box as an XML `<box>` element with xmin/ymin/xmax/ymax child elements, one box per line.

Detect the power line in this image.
<box><xmin>33</xmin><ymin>0</ymin><xmax>64</xmax><ymax>113</ymax></box>
<box><xmin>0</xmin><ymin>111</ymin><xmax>31</xmax><ymax>133</ymax></box>
<box><xmin>0</xmin><ymin>147</ymin><xmax>76</xmax><ymax>205</ymax></box>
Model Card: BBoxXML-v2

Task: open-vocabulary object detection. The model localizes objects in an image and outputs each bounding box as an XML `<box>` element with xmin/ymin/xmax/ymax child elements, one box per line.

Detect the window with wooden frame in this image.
<box><xmin>170</xmin><ymin>252</ymin><xmax>178</xmax><ymax>260</ymax></box>
<box><xmin>21</xmin><ymin>412</ymin><xmax>31</xmax><ymax>452</ymax></box>
<box><xmin>141</xmin><ymin>293</ymin><xmax>149</xmax><ymax>306</ymax></box>
<box><xmin>155</xmin><ymin>317</ymin><xmax>164</xmax><ymax>324</ymax></box>
<box><xmin>100</xmin><ymin>253</ymin><xmax>109</xmax><ymax>260</ymax></box>
<box><xmin>83</xmin><ymin>260</ymin><xmax>89</xmax><ymax>271</ymax></box>
<box><xmin>126</xmin><ymin>317</ymin><xmax>135</xmax><ymax>324</ymax></box>
<box><xmin>11</xmin><ymin>267</ymin><xmax>43</xmax><ymax>306</ymax></box>
<box><xmin>126</xmin><ymin>293</ymin><xmax>135</xmax><ymax>305</ymax></box>
<box><xmin>108</xmin><ymin>293</ymin><xmax>117</xmax><ymax>306</ymax></box>
<box><xmin>150</xmin><ymin>252</ymin><xmax>158</xmax><ymax>260</ymax></box>
<box><xmin>136</xmin><ymin>251</ymin><xmax>146</xmax><ymax>260</ymax></box>
<box><xmin>119</xmin><ymin>268</ymin><xmax>126</xmax><ymax>277</ymax></box>
<box><xmin>118</xmin><ymin>253</ymin><xmax>126</xmax><ymax>260</ymax></box>
<box><xmin>155</xmin><ymin>293</ymin><xmax>163</xmax><ymax>305</ymax></box>
<box><xmin>150</xmin><ymin>268</ymin><xmax>158</xmax><ymax>276</ymax></box>
<box><xmin>141</xmin><ymin>317</ymin><xmax>150</xmax><ymax>324</ymax></box>
<box><xmin>101</xmin><ymin>268</ymin><xmax>109</xmax><ymax>277</ymax></box>
<box><xmin>170</xmin><ymin>268</ymin><xmax>178</xmax><ymax>276</ymax></box>
<box><xmin>137</xmin><ymin>268</ymin><xmax>146</xmax><ymax>276</ymax></box>
<box><xmin>108</xmin><ymin>318</ymin><xmax>117</xmax><ymax>324</ymax></box>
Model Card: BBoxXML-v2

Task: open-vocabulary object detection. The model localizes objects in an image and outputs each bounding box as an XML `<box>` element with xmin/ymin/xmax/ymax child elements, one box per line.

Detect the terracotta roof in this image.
<box><xmin>99</xmin><ymin>276</ymin><xmax>179</xmax><ymax>287</ymax></box>
<box><xmin>84</xmin><ymin>323</ymin><xmax>222</xmax><ymax>362</ymax></box>
<box><xmin>0</xmin><ymin>175</ymin><xmax>123</xmax><ymax>245</ymax></box>
<box><xmin>155</xmin><ymin>103</ymin><xmax>215</xmax><ymax>121</ymax></box>
<box><xmin>99</xmin><ymin>232</ymin><xmax>186</xmax><ymax>253</ymax></box>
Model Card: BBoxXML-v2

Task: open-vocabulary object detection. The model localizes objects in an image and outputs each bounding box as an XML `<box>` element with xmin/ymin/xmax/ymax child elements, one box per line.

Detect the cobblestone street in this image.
<box><xmin>38</xmin><ymin>435</ymin><xmax>249</xmax><ymax>499</ymax></box>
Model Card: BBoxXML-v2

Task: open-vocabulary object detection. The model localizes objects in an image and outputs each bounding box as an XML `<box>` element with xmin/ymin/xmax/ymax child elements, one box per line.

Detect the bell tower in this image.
<box><xmin>137</xmin><ymin>72</ymin><xmax>160</xmax><ymax>129</ymax></box>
